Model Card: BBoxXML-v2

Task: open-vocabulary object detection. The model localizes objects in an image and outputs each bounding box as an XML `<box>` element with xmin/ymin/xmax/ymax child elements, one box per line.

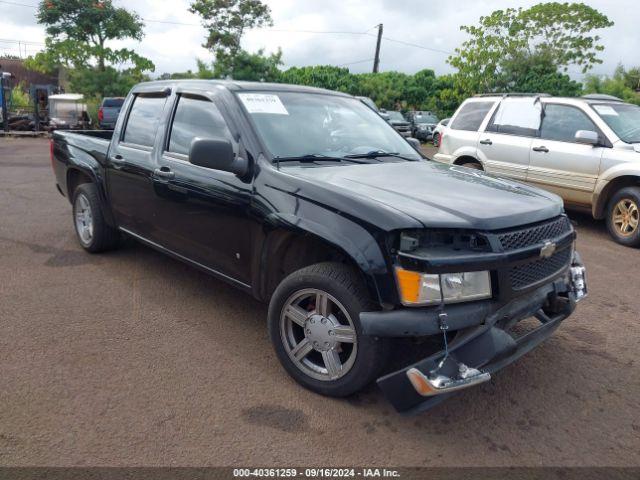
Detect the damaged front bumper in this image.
<box><xmin>360</xmin><ymin>253</ymin><xmax>587</xmax><ymax>415</ymax></box>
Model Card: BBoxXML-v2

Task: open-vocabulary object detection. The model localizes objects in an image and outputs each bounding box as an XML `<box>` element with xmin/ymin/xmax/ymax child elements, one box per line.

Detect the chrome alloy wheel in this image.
<box><xmin>612</xmin><ymin>198</ymin><xmax>639</xmax><ymax>237</ymax></box>
<box><xmin>74</xmin><ymin>193</ymin><xmax>94</xmax><ymax>245</ymax></box>
<box><xmin>280</xmin><ymin>288</ymin><xmax>358</xmax><ymax>381</ymax></box>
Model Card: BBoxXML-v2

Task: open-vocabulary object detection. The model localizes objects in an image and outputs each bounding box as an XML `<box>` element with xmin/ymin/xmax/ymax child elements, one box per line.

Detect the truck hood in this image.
<box><xmin>289</xmin><ymin>160</ymin><xmax>563</xmax><ymax>230</ymax></box>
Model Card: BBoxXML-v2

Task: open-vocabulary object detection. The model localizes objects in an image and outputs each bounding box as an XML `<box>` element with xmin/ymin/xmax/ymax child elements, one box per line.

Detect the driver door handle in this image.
<box><xmin>154</xmin><ymin>167</ymin><xmax>175</xmax><ymax>179</ymax></box>
<box><xmin>479</xmin><ymin>139</ymin><xmax>492</xmax><ymax>145</ymax></box>
<box><xmin>532</xmin><ymin>146</ymin><xmax>549</xmax><ymax>153</ymax></box>
<box><xmin>111</xmin><ymin>154</ymin><xmax>125</xmax><ymax>163</ymax></box>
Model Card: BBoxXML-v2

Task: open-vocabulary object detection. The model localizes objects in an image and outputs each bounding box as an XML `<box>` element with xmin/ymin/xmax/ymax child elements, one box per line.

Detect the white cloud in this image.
<box><xmin>0</xmin><ymin>0</ymin><xmax>637</xmax><ymax>80</ymax></box>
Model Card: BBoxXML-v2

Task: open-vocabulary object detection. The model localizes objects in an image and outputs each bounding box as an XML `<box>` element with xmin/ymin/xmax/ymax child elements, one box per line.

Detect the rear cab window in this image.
<box><xmin>450</xmin><ymin>101</ymin><xmax>495</xmax><ymax>131</ymax></box>
<box><xmin>122</xmin><ymin>94</ymin><xmax>167</xmax><ymax>147</ymax></box>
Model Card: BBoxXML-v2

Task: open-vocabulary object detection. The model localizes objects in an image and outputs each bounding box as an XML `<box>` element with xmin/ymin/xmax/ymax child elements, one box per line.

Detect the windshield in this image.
<box><xmin>592</xmin><ymin>103</ymin><xmax>640</xmax><ymax>143</ymax></box>
<box><xmin>414</xmin><ymin>113</ymin><xmax>438</xmax><ymax>124</ymax></box>
<box><xmin>387</xmin><ymin>111</ymin><xmax>406</xmax><ymax>122</ymax></box>
<box><xmin>103</xmin><ymin>98</ymin><xmax>124</xmax><ymax>108</ymax></box>
<box><xmin>240</xmin><ymin>91</ymin><xmax>421</xmax><ymax>162</ymax></box>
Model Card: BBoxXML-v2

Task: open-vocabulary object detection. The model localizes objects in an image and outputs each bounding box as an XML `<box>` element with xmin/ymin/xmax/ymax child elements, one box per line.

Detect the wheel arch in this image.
<box><xmin>453</xmin><ymin>155</ymin><xmax>484</xmax><ymax>170</ymax></box>
<box><xmin>66</xmin><ymin>168</ymin><xmax>94</xmax><ymax>200</ymax></box>
<box><xmin>255</xmin><ymin>215</ymin><xmax>392</xmax><ymax>306</ymax></box>
<box><xmin>593</xmin><ymin>175</ymin><xmax>640</xmax><ymax>219</ymax></box>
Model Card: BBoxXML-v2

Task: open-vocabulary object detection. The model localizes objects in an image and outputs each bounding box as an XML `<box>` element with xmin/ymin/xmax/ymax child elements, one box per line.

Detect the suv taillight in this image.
<box><xmin>98</xmin><ymin>107</ymin><xmax>104</xmax><ymax>122</ymax></box>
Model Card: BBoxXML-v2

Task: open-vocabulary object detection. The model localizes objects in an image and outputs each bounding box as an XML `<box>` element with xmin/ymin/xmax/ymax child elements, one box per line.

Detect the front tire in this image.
<box><xmin>268</xmin><ymin>262</ymin><xmax>387</xmax><ymax>397</ymax></box>
<box><xmin>606</xmin><ymin>187</ymin><xmax>640</xmax><ymax>247</ymax></box>
<box><xmin>433</xmin><ymin>132</ymin><xmax>441</xmax><ymax>147</ymax></box>
<box><xmin>72</xmin><ymin>183</ymin><xmax>121</xmax><ymax>253</ymax></box>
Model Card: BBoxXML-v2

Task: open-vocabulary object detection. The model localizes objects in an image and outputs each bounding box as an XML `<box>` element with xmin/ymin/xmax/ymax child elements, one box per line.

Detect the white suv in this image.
<box><xmin>435</xmin><ymin>93</ymin><xmax>640</xmax><ymax>247</ymax></box>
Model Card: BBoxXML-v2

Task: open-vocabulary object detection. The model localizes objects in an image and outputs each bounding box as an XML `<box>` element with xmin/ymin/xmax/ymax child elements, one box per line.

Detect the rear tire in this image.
<box><xmin>268</xmin><ymin>262</ymin><xmax>388</xmax><ymax>397</ymax></box>
<box><xmin>606</xmin><ymin>186</ymin><xmax>640</xmax><ymax>247</ymax></box>
<box><xmin>72</xmin><ymin>183</ymin><xmax>121</xmax><ymax>253</ymax></box>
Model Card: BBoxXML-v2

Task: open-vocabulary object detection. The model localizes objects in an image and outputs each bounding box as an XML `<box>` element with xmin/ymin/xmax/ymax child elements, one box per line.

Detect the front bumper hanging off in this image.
<box><xmin>361</xmin><ymin>254</ymin><xmax>587</xmax><ymax>415</ymax></box>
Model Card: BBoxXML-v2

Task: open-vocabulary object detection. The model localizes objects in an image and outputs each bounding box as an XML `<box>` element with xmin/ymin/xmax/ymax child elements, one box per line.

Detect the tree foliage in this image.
<box><xmin>24</xmin><ymin>0</ymin><xmax>154</xmax><ymax>99</ymax></box>
<box><xmin>189</xmin><ymin>0</ymin><xmax>272</xmax><ymax>75</ymax></box>
<box><xmin>31</xmin><ymin>0</ymin><xmax>152</xmax><ymax>72</ymax></box>
<box><xmin>584</xmin><ymin>65</ymin><xmax>640</xmax><ymax>105</ymax></box>
<box><xmin>449</xmin><ymin>2</ymin><xmax>613</xmax><ymax>94</ymax></box>
<box><xmin>277</xmin><ymin>66</ymin><xmax>462</xmax><ymax>117</ymax></box>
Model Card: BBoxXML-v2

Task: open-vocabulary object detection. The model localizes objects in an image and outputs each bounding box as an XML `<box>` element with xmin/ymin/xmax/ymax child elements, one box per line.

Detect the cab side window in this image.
<box><xmin>123</xmin><ymin>95</ymin><xmax>167</xmax><ymax>147</ymax></box>
<box><xmin>487</xmin><ymin>98</ymin><xmax>542</xmax><ymax>137</ymax></box>
<box><xmin>450</xmin><ymin>101</ymin><xmax>494</xmax><ymax>131</ymax></box>
<box><xmin>168</xmin><ymin>96</ymin><xmax>236</xmax><ymax>156</ymax></box>
<box><xmin>540</xmin><ymin>104</ymin><xmax>597</xmax><ymax>143</ymax></box>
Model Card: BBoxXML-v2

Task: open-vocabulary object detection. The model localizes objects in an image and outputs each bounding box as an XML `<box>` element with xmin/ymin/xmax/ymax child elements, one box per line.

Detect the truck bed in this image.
<box><xmin>51</xmin><ymin>129</ymin><xmax>114</xmax><ymax>202</ymax></box>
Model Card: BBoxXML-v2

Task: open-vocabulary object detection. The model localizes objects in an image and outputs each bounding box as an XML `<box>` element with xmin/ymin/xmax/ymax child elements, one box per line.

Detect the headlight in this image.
<box><xmin>395</xmin><ymin>267</ymin><xmax>491</xmax><ymax>306</ymax></box>
<box><xmin>418</xmin><ymin>124</ymin><xmax>428</xmax><ymax>130</ymax></box>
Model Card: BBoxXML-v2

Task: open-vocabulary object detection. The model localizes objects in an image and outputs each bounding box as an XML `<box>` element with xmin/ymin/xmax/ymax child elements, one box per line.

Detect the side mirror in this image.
<box><xmin>189</xmin><ymin>137</ymin><xmax>248</xmax><ymax>175</ymax></box>
<box><xmin>575</xmin><ymin>130</ymin><xmax>599</xmax><ymax>146</ymax></box>
<box><xmin>406</xmin><ymin>137</ymin><xmax>421</xmax><ymax>151</ymax></box>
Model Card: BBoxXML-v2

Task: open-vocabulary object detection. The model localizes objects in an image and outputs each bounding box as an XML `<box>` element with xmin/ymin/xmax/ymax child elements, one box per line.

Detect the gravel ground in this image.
<box><xmin>0</xmin><ymin>137</ymin><xmax>638</xmax><ymax>467</ymax></box>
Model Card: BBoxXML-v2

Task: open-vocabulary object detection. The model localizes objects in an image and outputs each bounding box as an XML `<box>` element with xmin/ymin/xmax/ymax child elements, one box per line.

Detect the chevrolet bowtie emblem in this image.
<box><xmin>540</xmin><ymin>240</ymin><xmax>557</xmax><ymax>258</ymax></box>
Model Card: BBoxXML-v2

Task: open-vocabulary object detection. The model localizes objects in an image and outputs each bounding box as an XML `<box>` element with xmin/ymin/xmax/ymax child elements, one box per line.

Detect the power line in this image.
<box><xmin>337</xmin><ymin>58</ymin><xmax>374</xmax><ymax>67</ymax></box>
<box><xmin>0</xmin><ymin>0</ymin><xmax>454</xmax><ymax>63</ymax></box>
<box><xmin>381</xmin><ymin>36</ymin><xmax>452</xmax><ymax>56</ymax></box>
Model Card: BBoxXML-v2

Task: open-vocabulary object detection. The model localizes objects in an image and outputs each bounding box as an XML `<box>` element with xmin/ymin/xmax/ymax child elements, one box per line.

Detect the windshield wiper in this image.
<box><xmin>344</xmin><ymin>151</ymin><xmax>417</xmax><ymax>161</ymax></box>
<box><xmin>273</xmin><ymin>154</ymin><xmax>367</xmax><ymax>167</ymax></box>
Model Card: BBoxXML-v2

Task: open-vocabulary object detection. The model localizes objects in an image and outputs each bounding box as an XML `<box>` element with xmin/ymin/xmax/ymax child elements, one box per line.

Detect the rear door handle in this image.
<box><xmin>111</xmin><ymin>154</ymin><xmax>125</xmax><ymax>163</ymax></box>
<box><xmin>532</xmin><ymin>146</ymin><xmax>549</xmax><ymax>153</ymax></box>
<box><xmin>154</xmin><ymin>167</ymin><xmax>175</xmax><ymax>179</ymax></box>
<box><xmin>479</xmin><ymin>139</ymin><xmax>492</xmax><ymax>145</ymax></box>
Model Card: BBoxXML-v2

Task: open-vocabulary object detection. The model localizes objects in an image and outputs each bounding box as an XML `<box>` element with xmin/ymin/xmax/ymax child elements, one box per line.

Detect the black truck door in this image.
<box><xmin>151</xmin><ymin>93</ymin><xmax>253</xmax><ymax>287</ymax></box>
<box><xmin>106</xmin><ymin>92</ymin><xmax>168</xmax><ymax>240</ymax></box>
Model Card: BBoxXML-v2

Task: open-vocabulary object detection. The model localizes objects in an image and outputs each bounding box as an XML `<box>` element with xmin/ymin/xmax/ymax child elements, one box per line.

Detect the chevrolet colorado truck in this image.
<box><xmin>50</xmin><ymin>80</ymin><xmax>587</xmax><ymax>414</ymax></box>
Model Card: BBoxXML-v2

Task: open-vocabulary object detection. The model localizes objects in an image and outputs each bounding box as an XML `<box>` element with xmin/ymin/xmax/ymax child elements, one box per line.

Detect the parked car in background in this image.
<box><xmin>432</xmin><ymin>118</ymin><xmax>450</xmax><ymax>147</ymax></box>
<box><xmin>48</xmin><ymin>93</ymin><xmax>91</xmax><ymax>130</ymax></box>
<box><xmin>49</xmin><ymin>80</ymin><xmax>587</xmax><ymax>415</ymax></box>
<box><xmin>386</xmin><ymin>110</ymin><xmax>411</xmax><ymax>137</ymax></box>
<box><xmin>435</xmin><ymin>93</ymin><xmax>640</xmax><ymax>247</ymax></box>
<box><xmin>98</xmin><ymin>97</ymin><xmax>125</xmax><ymax>129</ymax></box>
<box><xmin>357</xmin><ymin>96</ymin><xmax>390</xmax><ymax>121</ymax></box>
<box><xmin>407</xmin><ymin>110</ymin><xmax>439</xmax><ymax>142</ymax></box>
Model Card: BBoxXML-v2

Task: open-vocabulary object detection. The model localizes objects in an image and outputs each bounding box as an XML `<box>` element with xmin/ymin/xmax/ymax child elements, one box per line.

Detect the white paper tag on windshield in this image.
<box><xmin>238</xmin><ymin>93</ymin><xmax>289</xmax><ymax>115</ymax></box>
<box><xmin>593</xmin><ymin>105</ymin><xmax>619</xmax><ymax>116</ymax></box>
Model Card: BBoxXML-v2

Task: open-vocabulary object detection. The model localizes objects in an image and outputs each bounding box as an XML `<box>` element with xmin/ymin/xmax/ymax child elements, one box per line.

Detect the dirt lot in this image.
<box><xmin>0</xmin><ymin>138</ymin><xmax>638</xmax><ymax>467</ymax></box>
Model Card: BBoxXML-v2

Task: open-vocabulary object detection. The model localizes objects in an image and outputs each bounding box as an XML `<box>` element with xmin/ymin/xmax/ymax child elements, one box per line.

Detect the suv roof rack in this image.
<box><xmin>581</xmin><ymin>93</ymin><xmax>624</xmax><ymax>102</ymax></box>
<box><xmin>473</xmin><ymin>93</ymin><xmax>552</xmax><ymax>98</ymax></box>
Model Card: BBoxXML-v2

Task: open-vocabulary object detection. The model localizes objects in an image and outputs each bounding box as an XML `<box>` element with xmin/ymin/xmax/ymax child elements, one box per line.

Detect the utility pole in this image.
<box><xmin>373</xmin><ymin>23</ymin><xmax>383</xmax><ymax>73</ymax></box>
<box><xmin>0</xmin><ymin>68</ymin><xmax>9</xmax><ymax>133</ymax></box>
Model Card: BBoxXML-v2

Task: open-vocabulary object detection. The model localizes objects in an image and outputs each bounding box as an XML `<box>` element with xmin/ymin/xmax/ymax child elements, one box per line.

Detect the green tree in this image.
<box><xmin>29</xmin><ymin>0</ymin><xmax>152</xmax><ymax>73</ymax></box>
<box><xmin>212</xmin><ymin>48</ymin><xmax>282</xmax><ymax>81</ymax></box>
<box><xmin>189</xmin><ymin>0</ymin><xmax>272</xmax><ymax>76</ymax></box>
<box><xmin>449</xmin><ymin>2</ymin><xmax>613</xmax><ymax>94</ymax></box>
<box><xmin>25</xmin><ymin>0</ymin><xmax>154</xmax><ymax>98</ymax></box>
<box><xmin>584</xmin><ymin>65</ymin><xmax>640</xmax><ymax>105</ymax></box>
<box><xmin>495</xmin><ymin>51</ymin><xmax>582</xmax><ymax>96</ymax></box>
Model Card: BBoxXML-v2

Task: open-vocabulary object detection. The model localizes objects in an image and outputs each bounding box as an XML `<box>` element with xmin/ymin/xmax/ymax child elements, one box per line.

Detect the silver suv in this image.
<box><xmin>435</xmin><ymin>93</ymin><xmax>640</xmax><ymax>247</ymax></box>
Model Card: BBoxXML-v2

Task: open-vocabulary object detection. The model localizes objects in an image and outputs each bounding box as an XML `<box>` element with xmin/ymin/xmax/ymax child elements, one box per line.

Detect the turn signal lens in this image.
<box><xmin>395</xmin><ymin>267</ymin><xmax>491</xmax><ymax>306</ymax></box>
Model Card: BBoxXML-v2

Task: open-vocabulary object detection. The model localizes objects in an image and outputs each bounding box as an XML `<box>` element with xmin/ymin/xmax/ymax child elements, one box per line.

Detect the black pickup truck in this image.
<box><xmin>50</xmin><ymin>80</ymin><xmax>587</xmax><ymax>414</ymax></box>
